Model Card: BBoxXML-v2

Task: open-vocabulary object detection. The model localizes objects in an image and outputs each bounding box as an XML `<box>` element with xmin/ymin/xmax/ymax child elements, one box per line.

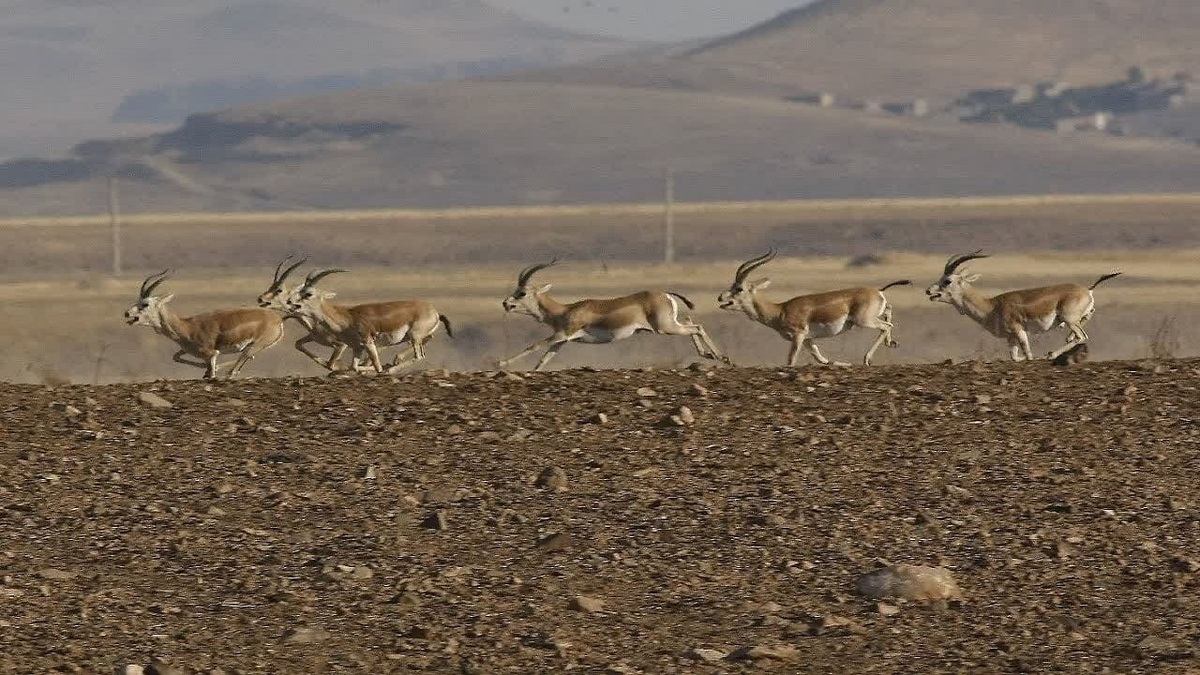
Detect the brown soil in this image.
<box><xmin>2</xmin><ymin>360</ymin><xmax>1199</xmax><ymax>674</ymax></box>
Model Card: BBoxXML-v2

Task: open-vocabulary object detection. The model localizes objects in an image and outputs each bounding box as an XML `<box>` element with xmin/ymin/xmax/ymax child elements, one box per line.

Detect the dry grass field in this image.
<box><xmin>1</xmin><ymin>196</ymin><xmax>1198</xmax><ymax>384</ymax></box>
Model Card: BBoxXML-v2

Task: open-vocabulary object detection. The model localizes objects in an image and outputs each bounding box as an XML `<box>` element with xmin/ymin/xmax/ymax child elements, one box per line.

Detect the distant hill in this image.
<box><xmin>2</xmin><ymin>81</ymin><xmax>1199</xmax><ymax>216</ymax></box>
<box><xmin>4</xmin><ymin>2</ymin><xmax>1200</xmax><ymax>217</ymax></box>
<box><xmin>0</xmin><ymin>0</ymin><xmax>634</xmax><ymax>159</ymax></box>
<box><xmin>502</xmin><ymin>0</ymin><xmax>1200</xmax><ymax>102</ymax></box>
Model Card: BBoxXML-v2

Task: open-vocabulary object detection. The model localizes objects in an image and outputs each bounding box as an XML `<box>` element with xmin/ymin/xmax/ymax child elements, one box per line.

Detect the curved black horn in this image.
<box><xmin>139</xmin><ymin>269</ymin><xmax>172</xmax><ymax>298</ymax></box>
<box><xmin>271</xmin><ymin>255</ymin><xmax>308</xmax><ymax>289</ymax></box>
<box><xmin>734</xmin><ymin>249</ymin><xmax>777</xmax><ymax>284</ymax></box>
<box><xmin>302</xmin><ymin>268</ymin><xmax>347</xmax><ymax>288</ymax></box>
<box><xmin>517</xmin><ymin>259</ymin><xmax>558</xmax><ymax>288</ymax></box>
<box><xmin>943</xmin><ymin>249</ymin><xmax>988</xmax><ymax>275</ymax></box>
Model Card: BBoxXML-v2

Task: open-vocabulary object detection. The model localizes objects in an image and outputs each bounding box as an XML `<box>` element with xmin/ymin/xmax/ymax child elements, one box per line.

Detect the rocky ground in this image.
<box><xmin>1</xmin><ymin>359</ymin><xmax>1198</xmax><ymax>674</ymax></box>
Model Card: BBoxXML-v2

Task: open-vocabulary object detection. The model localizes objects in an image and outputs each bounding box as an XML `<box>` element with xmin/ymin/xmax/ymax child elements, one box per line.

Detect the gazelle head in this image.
<box><xmin>926</xmin><ymin>250</ymin><xmax>988</xmax><ymax>304</ymax></box>
<box><xmin>285</xmin><ymin>268</ymin><xmax>347</xmax><ymax>316</ymax></box>
<box><xmin>502</xmin><ymin>260</ymin><xmax>557</xmax><ymax>318</ymax></box>
<box><xmin>124</xmin><ymin>269</ymin><xmax>174</xmax><ymax>327</ymax></box>
<box><xmin>718</xmin><ymin>249</ymin><xmax>777</xmax><ymax>315</ymax></box>
<box><xmin>257</xmin><ymin>255</ymin><xmax>307</xmax><ymax>309</ymax></box>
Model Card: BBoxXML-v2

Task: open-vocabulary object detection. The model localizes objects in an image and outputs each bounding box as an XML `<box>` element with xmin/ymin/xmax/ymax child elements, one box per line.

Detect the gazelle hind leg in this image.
<box><xmin>655</xmin><ymin>313</ymin><xmax>726</xmax><ymax>363</ymax></box>
<box><xmin>1047</xmin><ymin>321</ymin><xmax>1089</xmax><ymax>360</ymax></box>
<box><xmin>385</xmin><ymin>335</ymin><xmax>431</xmax><ymax>375</ymax></box>
<box><xmin>228</xmin><ymin>324</ymin><xmax>286</xmax><ymax>379</ymax></box>
<box><xmin>858</xmin><ymin>314</ymin><xmax>896</xmax><ymax>365</ymax></box>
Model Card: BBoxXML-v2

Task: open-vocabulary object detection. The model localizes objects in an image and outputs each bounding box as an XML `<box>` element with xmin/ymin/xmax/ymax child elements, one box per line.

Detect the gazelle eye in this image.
<box><xmin>513</xmin><ymin>291</ymin><xmax>525</xmax><ymax>299</ymax></box>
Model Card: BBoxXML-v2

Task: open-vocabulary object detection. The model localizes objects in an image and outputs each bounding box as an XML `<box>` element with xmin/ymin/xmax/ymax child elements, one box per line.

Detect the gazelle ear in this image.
<box><xmin>751</xmin><ymin>278</ymin><xmax>771</xmax><ymax>290</ymax></box>
<box><xmin>963</xmin><ymin>273</ymin><xmax>982</xmax><ymax>283</ymax></box>
<box><xmin>321</xmin><ymin>290</ymin><xmax>337</xmax><ymax>299</ymax></box>
<box><xmin>537</xmin><ymin>283</ymin><xmax>553</xmax><ymax>294</ymax></box>
<box><xmin>160</xmin><ymin>294</ymin><xmax>175</xmax><ymax>304</ymax></box>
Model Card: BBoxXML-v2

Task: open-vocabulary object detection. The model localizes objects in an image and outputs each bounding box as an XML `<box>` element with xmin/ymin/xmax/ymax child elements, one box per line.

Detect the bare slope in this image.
<box><xmin>1</xmin><ymin>360</ymin><xmax>1198</xmax><ymax>672</ymax></box>
<box><xmin>504</xmin><ymin>0</ymin><xmax>1200</xmax><ymax>101</ymax></box>
<box><xmin>0</xmin><ymin>0</ymin><xmax>632</xmax><ymax>158</ymax></box>
<box><xmin>3</xmin><ymin>81</ymin><xmax>1199</xmax><ymax>215</ymax></box>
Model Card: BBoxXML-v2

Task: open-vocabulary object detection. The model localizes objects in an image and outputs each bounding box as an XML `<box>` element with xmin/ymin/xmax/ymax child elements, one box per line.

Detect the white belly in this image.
<box><xmin>376</xmin><ymin>326</ymin><xmax>411</xmax><ymax>346</ymax></box>
<box><xmin>1026</xmin><ymin>314</ymin><xmax>1059</xmax><ymax>334</ymax></box>
<box><xmin>807</xmin><ymin>317</ymin><xmax>849</xmax><ymax>339</ymax></box>
<box><xmin>572</xmin><ymin>324</ymin><xmax>646</xmax><ymax>344</ymax></box>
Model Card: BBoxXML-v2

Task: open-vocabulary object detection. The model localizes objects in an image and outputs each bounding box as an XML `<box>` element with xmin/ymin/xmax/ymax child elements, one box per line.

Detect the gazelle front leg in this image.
<box><xmin>499</xmin><ymin>336</ymin><xmax>557</xmax><ymax>369</ymax></box>
<box><xmin>533</xmin><ymin>340</ymin><xmax>569</xmax><ymax>371</ymax></box>
<box><xmin>172</xmin><ymin>349</ymin><xmax>211</xmax><ymax>372</ymax></box>
<box><xmin>1011</xmin><ymin>326</ymin><xmax>1034</xmax><ymax>361</ymax></box>
<box><xmin>294</xmin><ymin>335</ymin><xmax>337</xmax><ymax>370</ymax></box>
<box><xmin>806</xmin><ymin>339</ymin><xmax>851</xmax><ymax>367</ymax></box>
<box><xmin>363</xmin><ymin>335</ymin><xmax>387</xmax><ymax>374</ymax></box>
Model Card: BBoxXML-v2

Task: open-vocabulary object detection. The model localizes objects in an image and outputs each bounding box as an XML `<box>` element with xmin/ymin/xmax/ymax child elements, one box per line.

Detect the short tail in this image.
<box><xmin>879</xmin><ymin>280</ymin><xmax>912</xmax><ymax>292</ymax></box>
<box><xmin>1089</xmin><ymin>272</ymin><xmax>1121</xmax><ymax>290</ymax></box>
<box><xmin>667</xmin><ymin>292</ymin><xmax>695</xmax><ymax>310</ymax></box>
<box><xmin>439</xmin><ymin>314</ymin><xmax>454</xmax><ymax>338</ymax></box>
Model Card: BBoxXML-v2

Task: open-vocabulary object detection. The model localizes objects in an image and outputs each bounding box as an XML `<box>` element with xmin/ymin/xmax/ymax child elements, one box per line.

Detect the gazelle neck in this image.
<box><xmin>749</xmin><ymin>293</ymin><xmax>785</xmax><ymax>328</ymax></box>
<box><xmin>533</xmin><ymin>291</ymin><xmax>568</xmax><ymax>325</ymax></box>
<box><xmin>150</xmin><ymin>305</ymin><xmax>191</xmax><ymax>344</ymax></box>
<box><xmin>953</xmin><ymin>285</ymin><xmax>996</xmax><ymax>325</ymax></box>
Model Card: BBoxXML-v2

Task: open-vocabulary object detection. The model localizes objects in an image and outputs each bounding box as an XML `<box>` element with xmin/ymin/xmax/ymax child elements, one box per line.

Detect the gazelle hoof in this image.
<box><xmin>886</xmin><ymin>339</ymin><xmax>899</xmax><ymax>348</ymax></box>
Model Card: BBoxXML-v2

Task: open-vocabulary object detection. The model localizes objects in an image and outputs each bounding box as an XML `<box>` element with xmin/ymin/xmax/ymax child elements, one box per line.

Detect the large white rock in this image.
<box><xmin>856</xmin><ymin>564</ymin><xmax>963</xmax><ymax>601</ymax></box>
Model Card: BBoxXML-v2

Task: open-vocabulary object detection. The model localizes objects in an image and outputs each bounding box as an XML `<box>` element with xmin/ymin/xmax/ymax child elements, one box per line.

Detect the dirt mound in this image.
<box><xmin>2</xmin><ymin>359</ymin><xmax>1198</xmax><ymax>672</ymax></box>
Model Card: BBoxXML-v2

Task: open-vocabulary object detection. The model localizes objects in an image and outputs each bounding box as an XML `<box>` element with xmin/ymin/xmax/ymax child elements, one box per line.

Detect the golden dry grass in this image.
<box><xmin>6</xmin><ymin>192</ymin><xmax>1200</xmax><ymax>229</ymax></box>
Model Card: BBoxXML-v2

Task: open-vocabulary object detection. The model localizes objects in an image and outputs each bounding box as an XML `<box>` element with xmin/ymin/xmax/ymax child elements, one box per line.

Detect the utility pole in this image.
<box><xmin>108</xmin><ymin>175</ymin><xmax>122</xmax><ymax>276</ymax></box>
<box><xmin>663</xmin><ymin>165</ymin><xmax>675</xmax><ymax>264</ymax></box>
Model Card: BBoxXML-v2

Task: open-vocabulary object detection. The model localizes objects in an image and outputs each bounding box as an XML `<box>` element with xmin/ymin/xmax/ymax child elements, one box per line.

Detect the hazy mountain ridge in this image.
<box><xmin>4</xmin><ymin>1</ymin><xmax>1200</xmax><ymax>216</ymax></box>
<box><xmin>0</xmin><ymin>0</ymin><xmax>635</xmax><ymax>158</ymax></box>
<box><xmin>505</xmin><ymin>0</ymin><xmax>1200</xmax><ymax>102</ymax></box>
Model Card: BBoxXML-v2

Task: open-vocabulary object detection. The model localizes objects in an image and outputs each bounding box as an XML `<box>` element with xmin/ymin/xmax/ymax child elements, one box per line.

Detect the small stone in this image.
<box><xmin>421</xmin><ymin>510</ymin><xmax>448</xmax><ymax>530</ymax></box>
<box><xmin>689</xmin><ymin>383</ymin><xmax>710</xmax><ymax>397</ymax></box>
<box><xmin>660</xmin><ymin>406</ymin><xmax>695</xmax><ymax>427</ymax></box>
<box><xmin>147</xmin><ymin>659</ymin><xmax>184</xmax><ymax>675</ymax></box>
<box><xmin>535</xmin><ymin>466</ymin><xmax>569</xmax><ymax>492</ymax></box>
<box><xmin>636</xmin><ymin>387</ymin><xmax>658</xmax><ymax>398</ymax></box>
<box><xmin>1170</xmin><ymin>556</ymin><xmax>1200</xmax><ymax>573</ymax></box>
<box><xmin>569</xmin><ymin>595</ymin><xmax>605</xmax><ymax>613</ymax></box>
<box><xmin>1136</xmin><ymin>635</ymin><xmax>1191</xmax><ymax>659</ymax></box>
<box><xmin>536</xmin><ymin>532</ymin><xmax>572</xmax><ymax>551</ymax></box>
<box><xmin>973</xmin><ymin>394</ymin><xmax>991</xmax><ymax>405</ymax></box>
<box><xmin>876</xmin><ymin>602</ymin><xmax>901</xmax><ymax>616</ymax></box>
<box><xmin>728</xmin><ymin>644</ymin><xmax>800</xmax><ymax>661</ymax></box>
<box><xmin>137</xmin><ymin>392</ymin><xmax>172</xmax><ymax>409</ymax></box>
<box><xmin>122</xmin><ymin>666</ymin><xmax>145</xmax><ymax>675</ymax></box>
<box><xmin>686</xmin><ymin>648</ymin><xmax>727</xmax><ymax>662</ymax></box>
<box><xmin>350</xmin><ymin>566</ymin><xmax>374</xmax><ymax>580</ymax></box>
<box><xmin>206</xmin><ymin>506</ymin><xmax>226</xmax><ymax>517</ymax></box>
<box><xmin>37</xmin><ymin>568</ymin><xmax>77</xmax><ymax>581</ymax></box>
<box><xmin>285</xmin><ymin>626</ymin><xmax>332</xmax><ymax>644</ymax></box>
<box><xmin>362</xmin><ymin>465</ymin><xmax>377</xmax><ymax>480</ymax></box>
<box><xmin>591</xmin><ymin>412</ymin><xmax>609</xmax><ymax>425</ymax></box>
<box><xmin>856</xmin><ymin>564</ymin><xmax>962</xmax><ymax>601</ymax></box>
<box><xmin>812</xmin><ymin>615</ymin><xmax>867</xmax><ymax>635</ymax></box>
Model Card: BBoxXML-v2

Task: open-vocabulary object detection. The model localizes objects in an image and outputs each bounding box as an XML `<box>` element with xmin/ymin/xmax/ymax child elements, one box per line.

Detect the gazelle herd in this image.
<box><xmin>125</xmin><ymin>251</ymin><xmax>1122</xmax><ymax>379</ymax></box>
